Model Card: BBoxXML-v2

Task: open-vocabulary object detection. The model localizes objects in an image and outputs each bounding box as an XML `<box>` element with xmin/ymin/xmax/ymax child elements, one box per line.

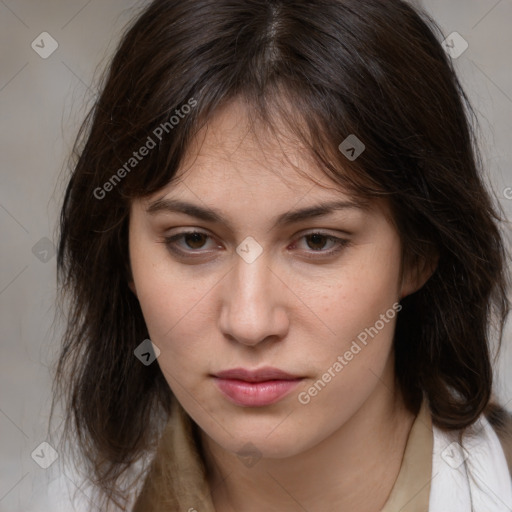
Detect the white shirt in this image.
<box><xmin>430</xmin><ymin>413</ymin><xmax>512</xmax><ymax>511</ymax></box>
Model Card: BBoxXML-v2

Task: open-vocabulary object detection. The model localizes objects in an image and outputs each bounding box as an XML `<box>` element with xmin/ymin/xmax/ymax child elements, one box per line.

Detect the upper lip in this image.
<box><xmin>213</xmin><ymin>367</ymin><xmax>302</xmax><ymax>382</ymax></box>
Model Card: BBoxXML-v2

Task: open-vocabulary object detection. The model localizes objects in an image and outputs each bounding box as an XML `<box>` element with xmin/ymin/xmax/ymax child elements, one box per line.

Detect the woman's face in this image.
<box><xmin>128</xmin><ymin>99</ymin><xmax>424</xmax><ymax>459</ymax></box>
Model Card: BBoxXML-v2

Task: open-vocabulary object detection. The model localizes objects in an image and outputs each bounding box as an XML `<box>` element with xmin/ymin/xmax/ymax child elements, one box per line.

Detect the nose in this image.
<box><xmin>219</xmin><ymin>250</ymin><xmax>289</xmax><ymax>347</ymax></box>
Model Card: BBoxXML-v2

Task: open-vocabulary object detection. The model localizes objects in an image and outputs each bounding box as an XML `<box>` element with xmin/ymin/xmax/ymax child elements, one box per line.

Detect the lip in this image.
<box><xmin>215</xmin><ymin>367</ymin><xmax>301</xmax><ymax>382</ymax></box>
<box><xmin>212</xmin><ymin>367</ymin><xmax>304</xmax><ymax>407</ymax></box>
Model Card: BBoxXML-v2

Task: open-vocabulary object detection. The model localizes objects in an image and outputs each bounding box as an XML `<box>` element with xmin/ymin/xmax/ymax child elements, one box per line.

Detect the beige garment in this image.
<box><xmin>381</xmin><ymin>398</ymin><xmax>433</xmax><ymax>512</ymax></box>
<box><xmin>132</xmin><ymin>396</ymin><xmax>433</xmax><ymax>512</ymax></box>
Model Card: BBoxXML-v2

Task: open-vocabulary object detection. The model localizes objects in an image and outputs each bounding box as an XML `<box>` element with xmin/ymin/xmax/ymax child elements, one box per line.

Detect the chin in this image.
<box><xmin>203</xmin><ymin>417</ymin><xmax>318</xmax><ymax>460</ymax></box>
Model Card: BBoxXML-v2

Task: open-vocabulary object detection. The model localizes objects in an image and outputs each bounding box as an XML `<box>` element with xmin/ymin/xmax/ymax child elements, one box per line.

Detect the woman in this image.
<box><xmin>52</xmin><ymin>0</ymin><xmax>512</xmax><ymax>510</ymax></box>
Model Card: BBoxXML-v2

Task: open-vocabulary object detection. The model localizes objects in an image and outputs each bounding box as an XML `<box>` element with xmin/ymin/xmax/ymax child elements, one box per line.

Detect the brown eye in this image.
<box><xmin>163</xmin><ymin>230</ymin><xmax>217</xmax><ymax>256</ymax></box>
<box><xmin>182</xmin><ymin>232</ymin><xmax>208</xmax><ymax>249</ymax></box>
<box><xmin>305</xmin><ymin>233</ymin><xmax>330</xmax><ymax>251</ymax></box>
<box><xmin>293</xmin><ymin>232</ymin><xmax>350</xmax><ymax>258</ymax></box>
<box><xmin>162</xmin><ymin>230</ymin><xmax>349</xmax><ymax>261</ymax></box>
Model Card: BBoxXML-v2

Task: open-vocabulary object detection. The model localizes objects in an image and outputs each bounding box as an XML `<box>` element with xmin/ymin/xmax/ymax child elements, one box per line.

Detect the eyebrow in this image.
<box><xmin>146</xmin><ymin>197</ymin><xmax>368</xmax><ymax>231</ymax></box>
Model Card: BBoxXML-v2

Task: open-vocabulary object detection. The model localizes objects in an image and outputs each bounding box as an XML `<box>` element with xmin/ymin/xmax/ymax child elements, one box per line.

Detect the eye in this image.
<box><xmin>163</xmin><ymin>230</ymin><xmax>217</xmax><ymax>255</ymax></box>
<box><xmin>161</xmin><ymin>230</ymin><xmax>350</xmax><ymax>259</ymax></box>
<box><xmin>291</xmin><ymin>232</ymin><xmax>350</xmax><ymax>259</ymax></box>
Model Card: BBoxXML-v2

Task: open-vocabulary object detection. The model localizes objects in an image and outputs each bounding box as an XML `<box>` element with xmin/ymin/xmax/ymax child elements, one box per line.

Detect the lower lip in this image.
<box><xmin>213</xmin><ymin>377</ymin><xmax>303</xmax><ymax>407</ymax></box>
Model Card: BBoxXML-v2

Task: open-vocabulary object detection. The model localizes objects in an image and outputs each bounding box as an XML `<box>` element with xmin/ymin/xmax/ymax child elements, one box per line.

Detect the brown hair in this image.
<box><xmin>51</xmin><ymin>0</ymin><xmax>511</xmax><ymax>509</ymax></box>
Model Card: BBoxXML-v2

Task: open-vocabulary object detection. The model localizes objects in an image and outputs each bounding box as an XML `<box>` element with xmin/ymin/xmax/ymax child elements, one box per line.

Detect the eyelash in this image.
<box><xmin>161</xmin><ymin>230</ymin><xmax>350</xmax><ymax>260</ymax></box>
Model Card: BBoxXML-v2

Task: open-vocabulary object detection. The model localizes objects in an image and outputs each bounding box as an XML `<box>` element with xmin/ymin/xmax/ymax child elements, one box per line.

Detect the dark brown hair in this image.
<box><xmin>51</xmin><ymin>0</ymin><xmax>511</xmax><ymax>509</ymax></box>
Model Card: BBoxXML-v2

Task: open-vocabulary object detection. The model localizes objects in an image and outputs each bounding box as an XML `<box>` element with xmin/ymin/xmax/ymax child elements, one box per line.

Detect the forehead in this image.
<box><xmin>170</xmin><ymin>97</ymin><xmax>338</xmax><ymax>193</ymax></box>
<box><xmin>136</xmin><ymin>97</ymin><xmax>391</xmax><ymax>223</ymax></box>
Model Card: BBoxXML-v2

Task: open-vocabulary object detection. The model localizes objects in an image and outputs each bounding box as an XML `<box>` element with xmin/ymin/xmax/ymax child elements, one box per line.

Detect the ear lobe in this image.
<box><xmin>400</xmin><ymin>250</ymin><xmax>439</xmax><ymax>299</ymax></box>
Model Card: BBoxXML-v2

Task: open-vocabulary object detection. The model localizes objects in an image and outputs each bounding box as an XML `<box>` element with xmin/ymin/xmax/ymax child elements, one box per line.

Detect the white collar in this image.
<box><xmin>429</xmin><ymin>413</ymin><xmax>512</xmax><ymax>511</ymax></box>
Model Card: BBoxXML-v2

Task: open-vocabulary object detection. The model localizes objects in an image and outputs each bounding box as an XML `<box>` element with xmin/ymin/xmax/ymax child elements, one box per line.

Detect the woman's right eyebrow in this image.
<box><xmin>145</xmin><ymin>197</ymin><xmax>368</xmax><ymax>232</ymax></box>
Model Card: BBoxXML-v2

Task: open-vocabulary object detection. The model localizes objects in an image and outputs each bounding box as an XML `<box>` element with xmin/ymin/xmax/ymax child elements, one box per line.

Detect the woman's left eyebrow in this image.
<box><xmin>146</xmin><ymin>197</ymin><xmax>367</xmax><ymax>231</ymax></box>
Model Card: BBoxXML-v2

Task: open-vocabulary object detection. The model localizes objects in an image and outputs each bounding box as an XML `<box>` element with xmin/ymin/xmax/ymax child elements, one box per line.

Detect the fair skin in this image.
<box><xmin>128</xmin><ymin>98</ymin><xmax>434</xmax><ymax>512</ymax></box>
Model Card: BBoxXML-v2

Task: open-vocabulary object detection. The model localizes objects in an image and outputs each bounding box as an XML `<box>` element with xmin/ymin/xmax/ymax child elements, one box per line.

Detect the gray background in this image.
<box><xmin>0</xmin><ymin>1</ymin><xmax>511</xmax><ymax>510</ymax></box>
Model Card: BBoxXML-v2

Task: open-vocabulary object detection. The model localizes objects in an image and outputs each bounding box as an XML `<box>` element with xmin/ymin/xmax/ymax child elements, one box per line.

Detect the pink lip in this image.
<box><xmin>212</xmin><ymin>367</ymin><xmax>303</xmax><ymax>407</ymax></box>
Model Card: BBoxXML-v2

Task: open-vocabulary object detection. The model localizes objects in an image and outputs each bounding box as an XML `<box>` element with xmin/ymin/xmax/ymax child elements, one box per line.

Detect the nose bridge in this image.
<box><xmin>220</xmin><ymin>248</ymin><xmax>287</xmax><ymax>345</ymax></box>
<box><xmin>234</xmin><ymin>251</ymin><xmax>271</xmax><ymax>306</ymax></box>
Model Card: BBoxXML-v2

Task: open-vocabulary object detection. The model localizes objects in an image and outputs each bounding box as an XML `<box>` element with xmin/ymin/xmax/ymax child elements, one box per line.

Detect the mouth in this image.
<box><xmin>211</xmin><ymin>367</ymin><xmax>304</xmax><ymax>407</ymax></box>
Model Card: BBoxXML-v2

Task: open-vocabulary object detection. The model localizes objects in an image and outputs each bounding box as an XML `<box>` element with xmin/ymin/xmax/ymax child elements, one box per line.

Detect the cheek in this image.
<box><xmin>345</xmin><ymin>238</ymin><xmax>401</xmax><ymax>313</ymax></box>
<box><xmin>300</xmin><ymin>284</ymin><xmax>400</xmax><ymax>419</ymax></box>
<box><xmin>315</xmin><ymin>291</ymin><xmax>398</xmax><ymax>379</ymax></box>
<box><xmin>130</xmin><ymin>244</ymin><xmax>212</xmax><ymax>368</ymax></box>
<box><xmin>320</xmin><ymin>240</ymin><xmax>400</xmax><ymax>322</ymax></box>
<box><xmin>309</xmin><ymin>237</ymin><xmax>401</xmax><ymax>372</ymax></box>
<box><xmin>137</xmin><ymin>278</ymin><xmax>208</xmax><ymax>356</ymax></box>
<box><xmin>136</xmin><ymin>278</ymin><xmax>212</xmax><ymax>393</ymax></box>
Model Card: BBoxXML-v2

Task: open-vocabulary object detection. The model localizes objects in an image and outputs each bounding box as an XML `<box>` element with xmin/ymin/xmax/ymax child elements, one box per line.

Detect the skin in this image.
<box><xmin>128</xmin><ymin>98</ymin><xmax>435</xmax><ymax>512</ymax></box>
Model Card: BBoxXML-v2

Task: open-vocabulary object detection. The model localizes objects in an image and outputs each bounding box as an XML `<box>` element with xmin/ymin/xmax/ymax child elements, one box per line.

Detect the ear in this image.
<box><xmin>400</xmin><ymin>249</ymin><xmax>439</xmax><ymax>299</ymax></box>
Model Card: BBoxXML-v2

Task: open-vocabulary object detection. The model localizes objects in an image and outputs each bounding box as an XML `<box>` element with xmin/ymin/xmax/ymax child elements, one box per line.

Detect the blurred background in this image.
<box><xmin>0</xmin><ymin>0</ymin><xmax>511</xmax><ymax>510</ymax></box>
